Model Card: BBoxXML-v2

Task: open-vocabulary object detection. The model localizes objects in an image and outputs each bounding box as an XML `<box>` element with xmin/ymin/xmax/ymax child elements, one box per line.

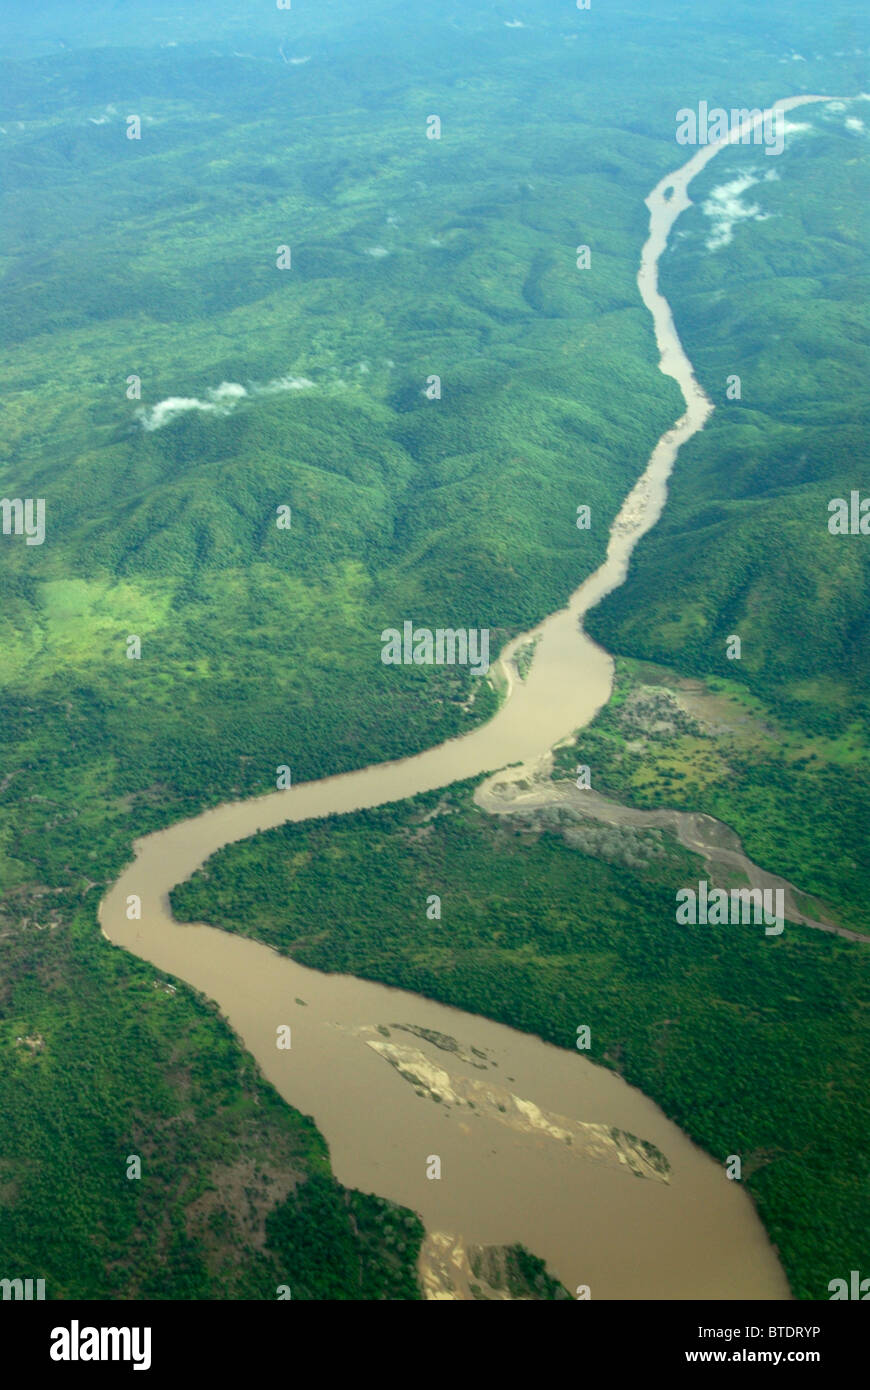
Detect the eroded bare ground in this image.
<box><xmin>475</xmin><ymin>758</ymin><xmax>870</xmax><ymax>944</ymax></box>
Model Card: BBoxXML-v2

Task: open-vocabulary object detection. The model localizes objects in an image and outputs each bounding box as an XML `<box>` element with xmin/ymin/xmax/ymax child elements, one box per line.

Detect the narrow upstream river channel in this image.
<box><xmin>101</xmin><ymin>97</ymin><xmax>830</xmax><ymax>1300</ymax></box>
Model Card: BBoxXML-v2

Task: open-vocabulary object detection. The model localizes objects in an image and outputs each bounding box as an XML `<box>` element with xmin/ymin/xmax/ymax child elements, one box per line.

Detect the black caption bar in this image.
<box><xmin>3</xmin><ymin>1299</ymin><xmax>864</xmax><ymax>1376</ymax></box>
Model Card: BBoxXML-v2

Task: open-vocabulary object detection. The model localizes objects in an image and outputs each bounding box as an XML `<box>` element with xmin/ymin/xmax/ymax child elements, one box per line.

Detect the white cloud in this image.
<box><xmin>253</xmin><ymin>375</ymin><xmax>315</xmax><ymax>397</ymax></box>
<box><xmin>702</xmin><ymin>164</ymin><xmax>784</xmax><ymax>252</ymax></box>
<box><xmin>208</xmin><ymin>381</ymin><xmax>247</xmax><ymax>404</ymax></box>
<box><xmin>137</xmin><ymin>375</ymin><xmax>314</xmax><ymax>431</ymax></box>
<box><xmin>702</xmin><ymin>172</ymin><xmax>766</xmax><ymax>251</ymax></box>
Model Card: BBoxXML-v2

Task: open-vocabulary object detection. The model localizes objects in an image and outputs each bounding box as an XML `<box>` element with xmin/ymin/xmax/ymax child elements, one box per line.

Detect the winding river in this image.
<box><xmin>100</xmin><ymin>97</ymin><xmax>831</xmax><ymax>1300</ymax></box>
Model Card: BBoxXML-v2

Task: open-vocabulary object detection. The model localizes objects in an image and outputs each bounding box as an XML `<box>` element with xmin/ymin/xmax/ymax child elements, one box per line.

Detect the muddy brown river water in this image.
<box><xmin>100</xmin><ymin>98</ymin><xmax>831</xmax><ymax>1299</ymax></box>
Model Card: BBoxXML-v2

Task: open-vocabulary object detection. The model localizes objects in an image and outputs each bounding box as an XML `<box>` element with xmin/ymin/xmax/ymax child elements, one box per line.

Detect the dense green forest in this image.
<box><xmin>0</xmin><ymin>8</ymin><xmax>703</xmax><ymax>902</ymax></box>
<box><xmin>1</xmin><ymin>0</ymin><xmax>866</xmax><ymax>1298</ymax></box>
